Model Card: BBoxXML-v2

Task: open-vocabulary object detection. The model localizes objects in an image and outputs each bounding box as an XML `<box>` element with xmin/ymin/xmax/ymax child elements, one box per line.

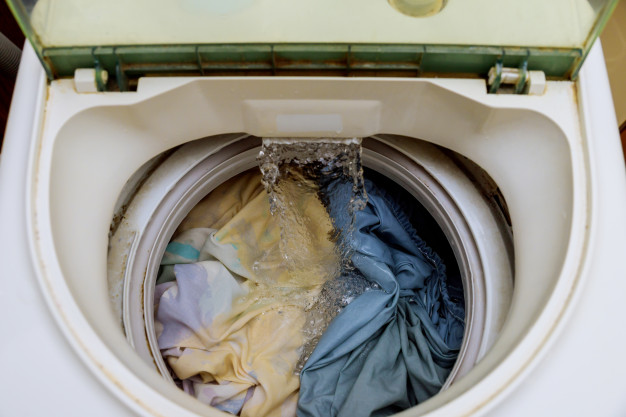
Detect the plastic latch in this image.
<box><xmin>526</xmin><ymin>71</ymin><xmax>547</xmax><ymax>95</ymax></box>
<box><xmin>74</xmin><ymin>68</ymin><xmax>108</xmax><ymax>93</ymax></box>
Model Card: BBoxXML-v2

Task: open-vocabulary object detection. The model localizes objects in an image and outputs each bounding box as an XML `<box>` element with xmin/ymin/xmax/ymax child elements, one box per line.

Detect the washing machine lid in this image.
<box><xmin>7</xmin><ymin>0</ymin><xmax>619</xmax><ymax>90</ymax></box>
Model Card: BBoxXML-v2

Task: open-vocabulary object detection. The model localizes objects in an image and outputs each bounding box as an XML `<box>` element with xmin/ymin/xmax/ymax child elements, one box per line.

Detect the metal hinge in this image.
<box><xmin>487</xmin><ymin>59</ymin><xmax>546</xmax><ymax>95</ymax></box>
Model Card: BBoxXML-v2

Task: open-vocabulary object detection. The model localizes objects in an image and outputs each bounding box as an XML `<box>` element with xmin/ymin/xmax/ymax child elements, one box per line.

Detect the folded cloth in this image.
<box><xmin>155</xmin><ymin>170</ymin><xmax>338</xmax><ymax>417</ymax></box>
<box><xmin>297</xmin><ymin>178</ymin><xmax>465</xmax><ymax>417</ymax></box>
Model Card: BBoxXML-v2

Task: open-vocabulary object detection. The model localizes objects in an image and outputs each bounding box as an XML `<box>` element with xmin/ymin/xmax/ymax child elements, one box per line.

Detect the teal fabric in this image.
<box><xmin>297</xmin><ymin>178</ymin><xmax>465</xmax><ymax>417</ymax></box>
<box><xmin>164</xmin><ymin>241</ymin><xmax>201</xmax><ymax>261</ymax></box>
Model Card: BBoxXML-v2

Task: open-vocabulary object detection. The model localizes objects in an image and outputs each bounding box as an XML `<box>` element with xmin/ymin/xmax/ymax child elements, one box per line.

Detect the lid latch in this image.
<box><xmin>73</xmin><ymin>52</ymin><xmax>112</xmax><ymax>93</ymax></box>
<box><xmin>487</xmin><ymin>59</ymin><xmax>546</xmax><ymax>95</ymax></box>
<box><xmin>74</xmin><ymin>67</ymin><xmax>108</xmax><ymax>93</ymax></box>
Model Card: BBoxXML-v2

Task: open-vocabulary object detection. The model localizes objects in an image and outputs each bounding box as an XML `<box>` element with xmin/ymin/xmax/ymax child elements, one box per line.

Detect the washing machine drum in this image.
<box><xmin>108</xmin><ymin>134</ymin><xmax>513</xmax><ymax>417</ymax></box>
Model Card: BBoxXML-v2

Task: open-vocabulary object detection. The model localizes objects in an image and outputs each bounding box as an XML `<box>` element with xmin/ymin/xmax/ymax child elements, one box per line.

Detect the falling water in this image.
<box><xmin>257</xmin><ymin>138</ymin><xmax>373</xmax><ymax>372</ymax></box>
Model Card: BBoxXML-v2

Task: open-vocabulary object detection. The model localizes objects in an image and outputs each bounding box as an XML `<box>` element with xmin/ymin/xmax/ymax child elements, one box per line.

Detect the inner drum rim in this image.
<box><xmin>120</xmin><ymin>135</ymin><xmax>495</xmax><ymax>397</ymax></box>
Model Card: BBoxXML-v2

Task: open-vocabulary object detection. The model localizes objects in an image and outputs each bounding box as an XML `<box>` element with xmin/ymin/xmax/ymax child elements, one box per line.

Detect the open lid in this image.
<box><xmin>7</xmin><ymin>0</ymin><xmax>620</xmax><ymax>90</ymax></box>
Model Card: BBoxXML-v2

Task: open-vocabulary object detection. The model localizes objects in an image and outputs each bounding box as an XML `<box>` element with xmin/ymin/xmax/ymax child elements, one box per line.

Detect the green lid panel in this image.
<box><xmin>6</xmin><ymin>0</ymin><xmax>619</xmax><ymax>85</ymax></box>
<box><xmin>40</xmin><ymin>44</ymin><xmax>581</xmax><ymax>91</ymax></box>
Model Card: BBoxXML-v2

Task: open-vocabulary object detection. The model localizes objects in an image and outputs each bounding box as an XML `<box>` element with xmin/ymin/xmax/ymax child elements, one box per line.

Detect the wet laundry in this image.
<box><xmin>297</xmin><ymin>178</ymin><xmax>465</xmax><ymax>417</ymax></box>
<box><xmin>154</xmin><ymin>169</ymin><xmax>465</xmax><ymax>417</ymax></box>
<box><xmin>155</xmin><ymin>170</ymin><xmax>338</xmax><ymax>417</ymax></box>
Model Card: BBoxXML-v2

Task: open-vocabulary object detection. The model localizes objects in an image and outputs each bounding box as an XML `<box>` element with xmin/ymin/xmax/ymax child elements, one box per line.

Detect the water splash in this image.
<box><xmin>259</xmin><ymin>138</ymin><xmax>367</xmax><ymax>214</ymax></box>
<box><xmin>250</xmin><ymin>164</ymin><xmax>338</xmax><ymax>288</ymax></box>
<box><xmin>257</xmin><ymin>137</ymin><xmax>372</xmax><ymax>372</ymax></box>
<box><xmin>259</xmin><ymin>138</ymin><xmax>367</xmax><ymax>266</ymax></box>
<box><xmin>295</xmin><ymin>270</ymin><xmax>374</xmax><ymax>372</ymax></box>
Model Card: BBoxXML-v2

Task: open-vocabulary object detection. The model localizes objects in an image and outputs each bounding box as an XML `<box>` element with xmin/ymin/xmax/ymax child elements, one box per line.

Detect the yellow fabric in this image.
<box><xmin>159</xmin><ymin>170</ymin><xmax>337</xmax><ymax>417</ymax></box>
<box><xmin>168</xmin><ymin>301</ymin><xmax>304</xmax><ymax>417</ymax></box>
<box><xmin>175</xmin><ymin>170</ymin><xmax>266</xmax><ymax>234</ymax></box>
<box><xmin>205</xmin><ymin>177</ymin><xmax>337</xmax><ymax>287</ymax></box>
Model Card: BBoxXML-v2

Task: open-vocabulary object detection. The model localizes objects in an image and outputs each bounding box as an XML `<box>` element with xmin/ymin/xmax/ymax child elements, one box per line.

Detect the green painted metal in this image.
<box><xmin>40</xmin><ymin>43</ymin><xmax>583</xmax><ymax>91</ymax></box>
<box><xmin>514</xmin><ymin>60</ymin><xmax>529</xmax><ymax>95</ymax></box>
<box><xmin>488</xmin><ymin>60</ymin><xmax>503</xmax><ymax>94</ymax></box>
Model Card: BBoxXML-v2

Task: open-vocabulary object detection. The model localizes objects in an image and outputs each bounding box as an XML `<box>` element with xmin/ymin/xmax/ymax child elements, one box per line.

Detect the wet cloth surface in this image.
<box><xmin>297</xmin><ymin>178</ymin><xmax>465</xmax><ymax>417</ymax></box>
<box><xmin>155</xmin><ymin>171</ymin><xmax>337</xmax><ymax>417</ymax></box>
<box><xmin>155</xmin><ymin>170</ymin><xmax>465</xmax><ymax>417</ymax></box>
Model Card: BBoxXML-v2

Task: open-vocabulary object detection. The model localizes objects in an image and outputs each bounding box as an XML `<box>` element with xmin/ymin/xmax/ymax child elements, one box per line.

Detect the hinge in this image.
<box><xmin>487</xmin><ymin>59</ymin><xmax>546</xmax><ymax>95</ymax></box>
<box><xmin>74</xmin><ymin>67</ymin><xmax>109</xmax><ymax>93</ymax></box>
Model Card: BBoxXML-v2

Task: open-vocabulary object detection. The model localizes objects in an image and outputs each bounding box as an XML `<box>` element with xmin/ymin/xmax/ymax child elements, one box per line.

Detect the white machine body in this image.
<box><xmin>1</xmin><ymin>41</ymin><xmax>626</xmax><ymax>416</ymax></box>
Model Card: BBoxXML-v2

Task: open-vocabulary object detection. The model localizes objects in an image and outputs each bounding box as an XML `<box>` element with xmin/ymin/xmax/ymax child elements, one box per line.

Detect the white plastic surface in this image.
<box><xmin>25</xmin><ymin>74</ymin><xmax>584</xmax><ymax>416</ymax></box>
<box><xmin>0</xmin><ymin>43</ymin><xmax>134</xmax><ymax>417</ymax></box>
<box><xmin>527</xmin><ymin>70</ymin><xmax>547</xmax><ymax>95</ymax></box>
<box><xmin>482</xmin><ymin>43</ymin><xmax>626</xmax><ymax>417</ymax></box>
<box><xmin>74</xmin><ymin>68</ymin><xmax>108</xmax><ymax>93</ymax></box>
<box><xmin>1</xmin><ymin>42</ymin><xmax>625</xmax><ymax>417</ymax></box>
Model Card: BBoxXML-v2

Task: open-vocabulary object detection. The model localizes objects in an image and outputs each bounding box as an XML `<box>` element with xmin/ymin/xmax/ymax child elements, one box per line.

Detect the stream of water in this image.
<box><xmin>257</xmin><ymin>138</ymin><xmax>373</xmax><ymax>371</ymax></box>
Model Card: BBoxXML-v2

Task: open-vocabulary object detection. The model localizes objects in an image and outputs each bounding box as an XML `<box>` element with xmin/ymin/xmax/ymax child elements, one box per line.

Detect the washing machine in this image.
<box><xmin>2</xmin><ymin>0</ymin><xmax>626</xmax><ymax>416</ymax></box>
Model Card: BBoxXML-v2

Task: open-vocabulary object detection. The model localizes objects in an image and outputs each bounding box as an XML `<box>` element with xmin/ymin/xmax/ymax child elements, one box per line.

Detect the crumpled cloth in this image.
<box><xmin>155</xmin><ymin>167</ymin><xmax>465</xmax><ymax>417</ymax></box>
<box><xmin>155</xmin><ymin>170</ymin><xmax>336</xmax><ymax>417</ymax></box>
<box><xmin>297</xmin><ymin>178</ymin><xmax>465</xmax><ymax>417</ymax></box>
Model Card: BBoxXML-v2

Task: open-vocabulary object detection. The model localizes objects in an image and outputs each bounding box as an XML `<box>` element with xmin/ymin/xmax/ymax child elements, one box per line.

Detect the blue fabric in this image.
<box><xmin>297</xmin><ymin>178</ymin><xmax>465</xmax><ymax>417</ymax></box>
<box><xmin>164</xmin><ymin>241</ymin><xmax>201</xmax><ymax>261</ymax></box>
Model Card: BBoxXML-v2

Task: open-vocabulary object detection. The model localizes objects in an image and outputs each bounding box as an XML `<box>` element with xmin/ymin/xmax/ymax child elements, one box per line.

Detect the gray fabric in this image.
<box><xmin>297</xmin><ymin>178</ymin><xmax>465</xmax><ymax>417</ymax></box>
